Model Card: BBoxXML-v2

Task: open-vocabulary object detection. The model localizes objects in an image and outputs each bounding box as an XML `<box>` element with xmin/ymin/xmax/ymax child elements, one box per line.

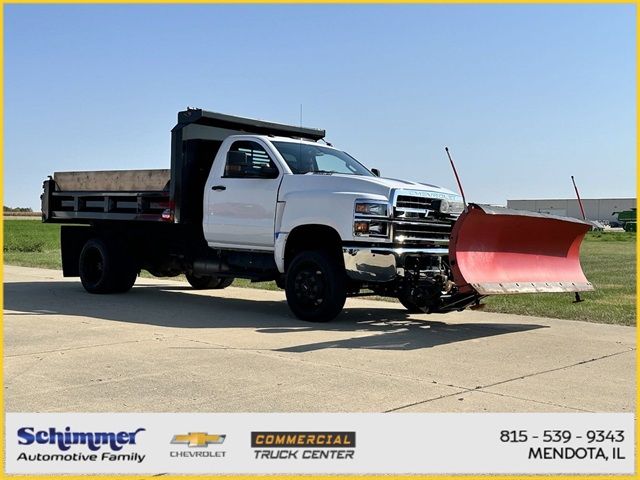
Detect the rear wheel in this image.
<box><xmin>79</xmin><ymin>238</ymin><xmax>137</xmax><ymax>294</ymax></box>
<box><xmin>186</xmin><ymin>273</ymin><xmax>234</xmax><ymax>290</ymax></box>
<box><xmin>216</xmin><ymin>277</ymin><xmax>234</xmax><ymax>289</ymax></box>
<box><xmin>285</xmin><ymin>250</ymin><xmax>346</xmax><ymax>322</ymax></box>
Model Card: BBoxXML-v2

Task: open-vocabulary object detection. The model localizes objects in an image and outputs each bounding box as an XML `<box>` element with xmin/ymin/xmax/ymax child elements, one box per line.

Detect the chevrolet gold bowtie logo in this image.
<box><xmin>171</xmin><ymin>432</ymin><xmax>226</xmax><ymax>447</ymax></box>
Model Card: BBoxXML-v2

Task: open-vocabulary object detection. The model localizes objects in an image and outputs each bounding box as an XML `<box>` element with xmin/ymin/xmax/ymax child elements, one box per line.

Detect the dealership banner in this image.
<box><xmin>5</xmin><ymin>412</ymin><xmax>634</xmax><ymax>474</ymax></box>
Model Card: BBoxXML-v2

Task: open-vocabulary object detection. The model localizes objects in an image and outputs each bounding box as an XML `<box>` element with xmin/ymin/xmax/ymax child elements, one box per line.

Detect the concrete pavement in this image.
<box><xmin>3</xmin><ymin>265</ymin><xmax>636</xmax><ymax>412</ymax></box>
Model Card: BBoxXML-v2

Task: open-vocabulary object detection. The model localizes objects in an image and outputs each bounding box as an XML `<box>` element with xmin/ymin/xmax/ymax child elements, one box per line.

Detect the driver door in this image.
<box><xmin>205</xmin><ymin>140</ymin><xmax>282</xmax><ymax>250</ymax></box>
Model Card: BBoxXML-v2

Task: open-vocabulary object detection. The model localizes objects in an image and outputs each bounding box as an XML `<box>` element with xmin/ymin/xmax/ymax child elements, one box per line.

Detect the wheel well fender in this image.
<box><xmin>283</xmin><ymin>224</ymin><xmax>343</xmax><ymax>271</ymax></box>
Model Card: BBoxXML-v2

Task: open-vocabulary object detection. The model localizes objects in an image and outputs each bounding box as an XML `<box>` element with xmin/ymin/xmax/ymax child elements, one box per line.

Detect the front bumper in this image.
<box><xmin>342</xmin><ymin>245</ymin><xmax>448</xmax><ymax>282</ymax></box>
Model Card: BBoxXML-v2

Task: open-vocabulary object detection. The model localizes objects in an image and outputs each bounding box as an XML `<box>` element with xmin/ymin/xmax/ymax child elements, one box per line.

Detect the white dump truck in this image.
<box><xmin>42</xmin><ymin>109</ymin><xmax>593</xmax><ymax>321</ymax></box>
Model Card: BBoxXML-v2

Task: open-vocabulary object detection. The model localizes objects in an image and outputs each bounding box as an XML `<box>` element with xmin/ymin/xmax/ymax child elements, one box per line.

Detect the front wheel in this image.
<box><xmin>186</xmin><ymin>273</ymin><xmax>234</xmax><ymax>290</ymax></box>
<box><xmin>285</xmin><ymin>250</ymin><xmax>347</xmax><ymax>322</ymax></box>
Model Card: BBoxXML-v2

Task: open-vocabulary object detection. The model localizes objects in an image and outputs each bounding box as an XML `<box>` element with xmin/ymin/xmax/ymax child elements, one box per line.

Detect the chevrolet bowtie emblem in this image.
<box><xmin>171</xmin><ymin>432</ymin><xmax>226</xmax><ymax>447</ymax></box>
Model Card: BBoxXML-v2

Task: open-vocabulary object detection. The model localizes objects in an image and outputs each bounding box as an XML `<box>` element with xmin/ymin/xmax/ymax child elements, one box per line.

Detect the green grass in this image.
<box><xmin>483</xmin><ymin>232</ymin><xmax>636</xmax><ymax>325</ymax></box>
<box><xmin>3</xmin><ymin>220</ymin><xmax>62</xmax><ymax>269</ymax></box>
<box><xmin>3</xmin><ymin>219</ymin><xmax>636</xmax><ymax>325</ymax></box>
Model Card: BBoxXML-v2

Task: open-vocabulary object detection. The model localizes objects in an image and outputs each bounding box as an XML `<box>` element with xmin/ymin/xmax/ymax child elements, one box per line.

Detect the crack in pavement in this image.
<box><xmin>5</xmin><ymin>339</ymin><xmax>152</xmax><ymax>358</ymax></box>
<box><xmin>4</xmin><ymin>356</ymin><xmax>44</xmax><ymax>386</ymax></box>
<box><xmin>382</xmin><ymin>386</ymin><xmax>592</xmax><ymax>413</ymax></box>
<box><xmin>481</xmin><ymin>348</ymin><xmax>635</xmax><ymax>391</ymax></box>
<box><xmin>384</xmin><ymin>348</ymin><xmax>635</xmax><ymax>412</ymax></box>
<box><xmin>473</xmin><ymin>389</ymin><xmax>593</xmax><ymax>413</ymax></box>
<box><xmin>6</xmin><ymin>369</ymin><xmax>180</xmax><ymax>400</ymax></box>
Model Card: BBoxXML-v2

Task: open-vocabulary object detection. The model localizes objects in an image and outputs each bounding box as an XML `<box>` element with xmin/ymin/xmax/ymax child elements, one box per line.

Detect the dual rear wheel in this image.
<box><xmin>79</xmin><ymin>238</ymin><xmax>237</xmax><ymax>294</ymax></box>
<box><xmin>79</xmin><ymin>238</ymin><xmax>137</xmax><ymax>294</ymax></box>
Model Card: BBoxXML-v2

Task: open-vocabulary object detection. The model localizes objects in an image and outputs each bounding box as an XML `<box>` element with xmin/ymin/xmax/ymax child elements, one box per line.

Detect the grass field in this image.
<box><xmin>482</xmin><ymin>231</ymin><xmax>636</xmax><ymax>325</ymax></box>
<box><xmin>3</xmin><ymin>219</ymin><xmax>636</xmax><ymax>325</ymax></box>
<box><xmin>4</xmin><ymin>219</ymin><xmax>61</xmax><ymax>270</ymax></box>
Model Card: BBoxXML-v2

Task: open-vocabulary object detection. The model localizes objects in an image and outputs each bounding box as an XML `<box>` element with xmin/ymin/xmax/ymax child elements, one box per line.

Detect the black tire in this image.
<box><xmin>79</xmin><ymin>238</ymin><xmax>137</xmax><ymax>294</ymax></box>
<box><xmin>397</xmin><ymin>293</ymin><xmax>425</xmax><ymax>313</ymax></box>
<box><xmin>186</xmin><ymin>273</ymin><xmax>234</xmax><ymax>290</ymax></box>
<box><xmin>216</xmin><ymin>277</ymin><xmax>234</xmax><ymax>289</ymax></box>
<box><xmin>285</xmin><ymin>250</ymin><xmax>346</xmax><ymax>322</ymax></box>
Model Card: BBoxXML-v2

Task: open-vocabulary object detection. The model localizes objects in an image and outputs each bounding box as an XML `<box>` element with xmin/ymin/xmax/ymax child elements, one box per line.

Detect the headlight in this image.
<box><xmin>355</xmin><ymin>201</ymin><xmax>388</xmax><ymax>217</ymax></box>
<box><xmin>440</xmin><ymin>199</ymin><xmax>465</xmax><ymax>215</ymax></box>
<box><xmin>354</xmin><ymin>220</ymin><xmax>388</xmax><ymax>237</ymax></box>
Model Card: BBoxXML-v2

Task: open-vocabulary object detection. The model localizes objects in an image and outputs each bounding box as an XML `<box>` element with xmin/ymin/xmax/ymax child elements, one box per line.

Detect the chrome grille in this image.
<box><xmin>393</xmin><ymin>221</ymin><xmax>451</xmax><ymax>246</ymax></box>
<box><xmin>392</xmin><ymin>194</ymin><xmax>454</xmax><ymax>246</ymax></box>
<box><xmin>395</xmin><ymin>195</ymin><xmax>441</xmax><ymax>211</ymax></box>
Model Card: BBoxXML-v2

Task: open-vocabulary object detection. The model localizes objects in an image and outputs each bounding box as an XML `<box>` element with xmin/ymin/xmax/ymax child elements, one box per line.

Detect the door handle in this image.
<box><xmin>211</xmin><ymin>185</ymin><xmax>226</xmax><ymax>191</ymax></box>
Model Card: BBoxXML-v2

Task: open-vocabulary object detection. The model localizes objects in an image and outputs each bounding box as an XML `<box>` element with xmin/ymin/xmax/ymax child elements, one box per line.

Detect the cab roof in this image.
<box><xmin>174</xmin><ymin>108</ymin><xmax>325</xmax><ymax>142</ymax></box>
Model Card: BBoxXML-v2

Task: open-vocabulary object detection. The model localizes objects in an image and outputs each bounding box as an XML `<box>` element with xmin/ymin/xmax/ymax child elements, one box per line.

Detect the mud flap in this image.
<box><xmin>448</xmin><ymin>204</ymin><xmax>594</xmax><ymax>295</ymax></box>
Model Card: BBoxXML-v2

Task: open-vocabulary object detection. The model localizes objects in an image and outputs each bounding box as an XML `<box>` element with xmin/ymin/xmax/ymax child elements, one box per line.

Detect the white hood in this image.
<box><xmin>280</xmin><ymin>173</ymin><xmax>462</xmax><ymax>202</ymax></box>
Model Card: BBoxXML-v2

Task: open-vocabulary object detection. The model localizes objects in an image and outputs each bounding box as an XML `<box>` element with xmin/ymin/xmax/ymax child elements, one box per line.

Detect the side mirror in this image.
<box><xmin>371</xmin><ymin>168</ymin><xmax>381</xmax><ymax>177</ymax></box>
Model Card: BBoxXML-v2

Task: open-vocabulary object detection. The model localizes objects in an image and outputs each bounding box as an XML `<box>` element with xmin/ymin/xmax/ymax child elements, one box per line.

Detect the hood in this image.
<box><xmin>280</xmin><ymin>173</ymin><xmax>462</xmax><ymax>202</ymax></box>
<box><xmin>358</xmin><ymin>175</ymin><xmax>460</xmax><ymax>198</ymax></box>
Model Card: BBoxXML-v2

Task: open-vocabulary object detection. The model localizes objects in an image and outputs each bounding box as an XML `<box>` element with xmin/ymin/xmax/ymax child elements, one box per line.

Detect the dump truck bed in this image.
<box><xmin>53</xmin><ymin>169</ymin><xmax>170</xmax><ymax>192</ymax></box>
<box><xmin>42</xmin><ymin>169</ymin><xmax>172</xmax><ymax>223</ymax></box>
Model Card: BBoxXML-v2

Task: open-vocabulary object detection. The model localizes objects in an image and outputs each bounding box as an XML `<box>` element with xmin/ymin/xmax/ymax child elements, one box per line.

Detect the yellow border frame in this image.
<box><xmin>0</xmin><ymin>1</ymin><xmax>636</xmax><ymax>479</ymax></box>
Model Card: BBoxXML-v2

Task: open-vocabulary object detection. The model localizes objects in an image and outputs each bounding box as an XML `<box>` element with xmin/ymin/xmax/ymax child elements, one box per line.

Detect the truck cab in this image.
<box><xmin>198</xmin><ymin>132</ymin><xmax>466</xmax><ymax>320</ymax></box>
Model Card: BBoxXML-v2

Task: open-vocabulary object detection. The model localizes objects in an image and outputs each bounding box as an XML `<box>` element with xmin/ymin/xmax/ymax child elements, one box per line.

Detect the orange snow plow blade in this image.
<box><xmin>449</xmin><ymin>204</ymin><xmax>594</xmax><ymax>295</ymax></box>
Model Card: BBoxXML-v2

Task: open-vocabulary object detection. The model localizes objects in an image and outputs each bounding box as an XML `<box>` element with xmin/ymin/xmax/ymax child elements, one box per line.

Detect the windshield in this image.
<box><xmin>272</xmin><ymin>141</ymin><xmax>374</xmax><ymax>176</ymax></box>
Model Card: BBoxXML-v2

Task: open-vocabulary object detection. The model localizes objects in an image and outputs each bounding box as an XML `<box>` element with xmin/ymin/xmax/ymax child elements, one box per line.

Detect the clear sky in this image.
<box><xmin>4</xmin><ymin>4</ymin><xmax>636</xmax><ymax>210</ymax></box>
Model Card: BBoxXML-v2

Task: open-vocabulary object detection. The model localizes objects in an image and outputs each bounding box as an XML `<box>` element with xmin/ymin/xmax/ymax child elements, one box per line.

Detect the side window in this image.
<box><xmin>224</xmin><ymin>141</ymin><xmax>279</xmax><ymax>179</ymax></box>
